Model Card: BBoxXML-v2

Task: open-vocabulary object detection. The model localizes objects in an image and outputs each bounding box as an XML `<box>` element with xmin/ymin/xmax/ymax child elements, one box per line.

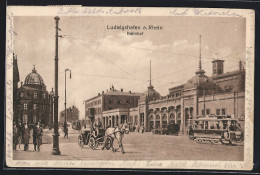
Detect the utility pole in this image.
<box><xmin>51</xmin><ymin>16</ymin><xmax>61</xmax><ymax>155</ymax></box>
<box><xmin>65</xmin><ymin>69</ymin><xmax>71</xmax><ymax>124</ymax></box>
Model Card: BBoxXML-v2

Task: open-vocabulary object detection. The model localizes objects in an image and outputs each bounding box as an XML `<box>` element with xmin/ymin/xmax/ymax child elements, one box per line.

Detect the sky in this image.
<box><xmin>13</xmin><ymin>16</ymin><xmax>246</xmax><ymax>119</ymax></box>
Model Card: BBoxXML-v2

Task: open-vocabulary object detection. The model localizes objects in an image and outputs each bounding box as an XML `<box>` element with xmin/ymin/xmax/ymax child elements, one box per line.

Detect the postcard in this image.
<box><xmin>5</xmin><ymin>6</ymin><xmax>254</xmax><ymax>170</ymax></box>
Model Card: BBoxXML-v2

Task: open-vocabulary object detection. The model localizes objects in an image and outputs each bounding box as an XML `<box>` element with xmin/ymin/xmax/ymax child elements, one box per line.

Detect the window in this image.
<box><xmin>222</xmin><ymin>108</ymin><xmax>226</xmax><ymax>115</ymax></box>
<box><xmin>206</xmin><ymin>109</ymin><xmax>210</xmax><ymax>115</ymax></box>
<box><xmin>24</xmin><ymin>103</ymin><xmax>28</xmax><ymax>110</ymax></box>
<box><xmin>43</xmin><ymin>105</ymin><xmax>45</xmax><ymax>110</ymax></box>
<box><xmin>126</xmin><ymin>99</ymin><xmax>129</xmax><ymax>104</ymax></box>
<box><xmin>109</xmin><ymin>107</ymin><xmax>113</xmax><ymax>110</ymax></box>
<box><xmin>109</xmin><ymin>99</ymin><xmax>112</xmax><ymax>104</ymax></box>
<box><xmin>34</xmin><ymin>92</ymin><xmax>37</xmax><ymax>98</ymax></box>
<box><xmin>201</xmin><ymin>110</ymin><xmax>205</xmax><ymax>115</ymax></box>
<box><xmin>117</xmin><ymin>100</ymin><xmax>121</xmax><ymax>104</ymax></box>
<box><xmin>218</xmin><ymin>68</ymin><xmax>222</xmax><ymax>74</ymax></box>
<box><xmin>20</xmin><ymin>93</ymin><xmax>24</xmax><ymax>98</ymax></box>
<box><xmin>43</xmin><ymin>94</ymin><xmax>46</xmax><ymax>99</ymax></box>
<box><xmin>216</xmin><ymin>109</ymin><xmax>221</xmax><ymax>115</ymax></box>
<box><xmin>23</xmin><ymin>115</ymin><xmax>28</xmax><ymax>124</ymax></box>
<box><xmin>33</xmin><ymin>104</ymin><xmax>37</xmax><ymax>110</ymax></box>
<box><xmin>33</xmin><ymin>115</ymin><xmax>36</xmax><ymax>123</ymax></box>
<box><xmin>213</xmin><ymin>64</ymin><xmax>217</xmax><ymax>74</ymax></box>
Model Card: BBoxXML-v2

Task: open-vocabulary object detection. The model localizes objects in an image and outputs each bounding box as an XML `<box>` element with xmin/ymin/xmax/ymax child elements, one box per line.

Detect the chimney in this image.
<box><xmin>121</xmin><ymin>88</ymin><xmax>123</xmax><ymax>92</ymax></box>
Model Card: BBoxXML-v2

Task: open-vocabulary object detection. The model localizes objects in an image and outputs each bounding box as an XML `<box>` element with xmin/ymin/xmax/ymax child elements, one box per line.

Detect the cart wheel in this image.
<box><xmin>105</xmin><ymin>137</ymin><xmax>112</xmax><ymax>150</ymax></box>
<box><xmin>89</xmin><ymin>137</ymin><xmax>96</xmax><ymax>150</ymax></box>
<box><xmin>78</xmin><ymin>135</ymin><xmax>84</xmax><ymax>149</ymax></box>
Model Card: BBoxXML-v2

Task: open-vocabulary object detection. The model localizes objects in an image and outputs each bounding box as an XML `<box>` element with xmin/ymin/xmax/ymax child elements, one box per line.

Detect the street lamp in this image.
<box><xmin>64</xmin><ymin>69</ymin><xmax>72</xmax><ymax>124</ymax></box>
<box><xmin>51</xmin><ymin>16</ymin><xmax>61</xmax><ymax>155</ymax></box>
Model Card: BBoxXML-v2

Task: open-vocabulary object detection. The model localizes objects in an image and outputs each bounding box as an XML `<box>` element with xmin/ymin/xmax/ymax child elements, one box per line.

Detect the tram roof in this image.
<box><xmin>188</xmin><ymin>118</ymin><xmax>237</xmax><ymax>121</ymax></box>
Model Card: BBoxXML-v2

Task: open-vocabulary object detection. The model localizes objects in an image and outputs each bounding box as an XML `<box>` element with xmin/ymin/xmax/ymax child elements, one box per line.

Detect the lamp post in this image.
<box><xmin>51</xmin><ymin>16</ymin><xmax>61</xmax><ymax>155</ymax></box>
<box><xmin>49</xmin><ymin>88</ymin><xmax>54</xmax><ymax>130</ymax></box>
<box><xmin>64</xmin><ymin>69</ymin><xmax>72</xmax><ymax>124</ymax></box>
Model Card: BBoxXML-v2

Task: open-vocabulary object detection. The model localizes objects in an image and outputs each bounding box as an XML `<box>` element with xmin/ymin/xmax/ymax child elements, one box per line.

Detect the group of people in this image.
<box><xmin>13</xmin><ymin>122</ymin><xmax>43</xmax><ymax>152</ymax></box>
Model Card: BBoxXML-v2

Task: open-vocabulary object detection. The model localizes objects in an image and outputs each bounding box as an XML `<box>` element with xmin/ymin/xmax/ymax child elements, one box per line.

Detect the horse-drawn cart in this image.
<box><xmin>78</xmin><ymin>128</ymin><xmax>112</xmax><ymax>150</ymax></box>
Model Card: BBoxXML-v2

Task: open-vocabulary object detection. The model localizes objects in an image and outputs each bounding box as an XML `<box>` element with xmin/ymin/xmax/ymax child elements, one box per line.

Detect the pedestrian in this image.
<box><xmin>94</xmin><ymin>118</ymin><xmax>102</xmax><ymax>137</ymax></box>
<box><xmin>17</xmin><ymin>122</ymin><xmax>24</xmax><ymax>149</ymax></box>
<box><xmin>13</xmin><ymin>124</ymin><xmax>19</xmax><ymax>151</ymax></box>
<box><xmin>33</xmin><ymin>122</ymin><xmax>43</xmax><ymax>152</ymax></box>
<box><xmin>64</xmin><ymin>122</ymin><xmax>68</xmax><ymax>139</ymax></box>
<box><xmin>133</xmin><ymin>125</ymin><xmax>136</xmax><ymax>132</ymax></box>
<box><xmin>23</xmin><ymin>123</ymin><xmax>30</xmax><ymax>151</ymax></box>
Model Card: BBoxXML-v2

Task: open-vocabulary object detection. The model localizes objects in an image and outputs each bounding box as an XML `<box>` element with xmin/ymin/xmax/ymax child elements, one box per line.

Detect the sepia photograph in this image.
<box><xmin>5</xmin><ymin>7</ymin><xmax>254</xmax><ymax>170</ymax></box>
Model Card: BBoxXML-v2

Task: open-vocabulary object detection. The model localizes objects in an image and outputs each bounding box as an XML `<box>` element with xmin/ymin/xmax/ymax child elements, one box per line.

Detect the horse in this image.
<box><xmin>101</xmin><ymin>123</ymin><xmax>129</xmax><ymax>154</ymax></box>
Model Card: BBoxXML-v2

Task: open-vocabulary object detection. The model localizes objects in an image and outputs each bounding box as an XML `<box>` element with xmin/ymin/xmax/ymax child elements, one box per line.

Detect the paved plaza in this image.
<box><xmin>13</xmin><ymin>128</ymin><xmax>244</xmax><ymax>161</ymax></box>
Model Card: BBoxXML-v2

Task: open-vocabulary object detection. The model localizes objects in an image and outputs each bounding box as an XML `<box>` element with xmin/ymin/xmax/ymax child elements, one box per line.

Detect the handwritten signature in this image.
<box><xmin>170</xmin><ymin>8</ymin><xmax>243</xmax><ymax>18</ymax></box>
<box><xmin>57</xmin><ymin>7</ymin><xmax>142</xmax><ymax>15</ymax></box>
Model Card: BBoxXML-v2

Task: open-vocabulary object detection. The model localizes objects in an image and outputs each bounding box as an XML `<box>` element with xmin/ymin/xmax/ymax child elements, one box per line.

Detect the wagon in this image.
<box><xmin>78</xmin><ymin>128</ymin><xmax>112</xmax><ymax>150</ymax></box>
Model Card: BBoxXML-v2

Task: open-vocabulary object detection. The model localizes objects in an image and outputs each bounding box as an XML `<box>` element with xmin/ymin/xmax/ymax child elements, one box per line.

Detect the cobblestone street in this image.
<box><xmin>13</xmin><ymin>128</ymin><xmax>244</xmax><ymax>161</ymax></box>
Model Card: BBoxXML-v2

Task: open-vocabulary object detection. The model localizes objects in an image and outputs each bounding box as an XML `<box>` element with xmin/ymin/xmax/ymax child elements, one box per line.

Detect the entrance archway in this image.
<box><xmin>149</xmin><ymin>115</ymin><xmax>154</xmax><ymax>131</ymax></box>
<box><xmin>169</xmin><ymin>113</ymin><xmax>175</xmax><ymax>124</ymax></box>
<box><xmin>155</xmin><ymin>115</ymin><xmax>160</xmax><ymax>128</ymax></box>
<box><xmin>162</xmin><ymin>114</ymin><xmax>167</xmax><ymax>128</ymax></box>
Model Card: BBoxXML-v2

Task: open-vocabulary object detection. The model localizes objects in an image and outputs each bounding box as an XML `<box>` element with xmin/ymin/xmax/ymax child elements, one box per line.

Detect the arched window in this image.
<box><xmin>162</xmin><ymin>114</ymin><xmax>167</xmax><ymax>120</ymax></box>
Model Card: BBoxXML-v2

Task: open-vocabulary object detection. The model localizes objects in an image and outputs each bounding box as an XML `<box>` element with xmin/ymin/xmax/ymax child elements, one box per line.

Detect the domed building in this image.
<box><xmin>15</xmin><ymin>65</ymin><xmax>53</xmax><ymax>128</ymax></box>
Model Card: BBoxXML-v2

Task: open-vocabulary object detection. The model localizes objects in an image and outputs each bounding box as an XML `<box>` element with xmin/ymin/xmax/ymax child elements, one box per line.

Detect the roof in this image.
<box><xmin>169</xmin><ymin>84</ymin><xmax>185</xmax><ymax>91</ymax></box>
<box><xmin>104</xmin><ymin>89</ymin><xmax>143</xmax><ymax>96</ymax></box>
<box><xmin>184</xmin><ymin>69</ymin><xmax>217</xmax><ymax>90</ymax></box>
<box><xmin>211</xmin><ymin>70</ymin><xmax>245</xmax><ymax>80</ymax></box>
<box><xmin>140</xmin><ymin>85</ymin><xmax>161</xmax><ymax>101</ymax></box>
<box><xmin>24</xmin><ymin>66</ymin><xmax>44</xmax><ymax>86</ymax></box>
<box><xmin>84</xmin><ymin>88</ymin><xmax>142</xmax><ymax>103</ymax></box>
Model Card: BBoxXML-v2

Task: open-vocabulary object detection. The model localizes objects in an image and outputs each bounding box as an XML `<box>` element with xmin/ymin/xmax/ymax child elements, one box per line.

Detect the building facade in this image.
<box><xmin>59</xmin><ymin>105</ymin><xmax>79</xmax><ymax>123</ymax></box>
<box><xmin>84</xmin><ymin>59</ymin><xmax>246</xmax><ymax>134</ymax></box>
<box><xmin>84</xmin><ymin>85</ymin><xmax>142</xmax><ymax>128</ymax></box>
<box><xmin>13</xmin><ymin>61</ymin><xmax>53</xmax><ymax>128</ymax></box>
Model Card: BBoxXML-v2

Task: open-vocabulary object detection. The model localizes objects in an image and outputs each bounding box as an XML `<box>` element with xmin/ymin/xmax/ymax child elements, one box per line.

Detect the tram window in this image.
<box><xmin>222</xmin><ymin>108</ymin><xmax>226</xmax><ymax>115</ymax></box>
<box><xmin>216</xmin><ymin>109</ymin><xmax>220</xmax><ymax>115</ymax></box>
<box><xmin>206</xmin><ymin>109</ymin><xmax>210</xmax><ymax>115</ymax></box>
<box><xmin>205</xmin><ymin>121</ymin><xmax>208</xmax><ymax>129</ymax></box>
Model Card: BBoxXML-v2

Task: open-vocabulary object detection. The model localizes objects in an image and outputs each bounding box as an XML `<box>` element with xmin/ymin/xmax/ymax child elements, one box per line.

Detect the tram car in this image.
<box><xmin>188</xmin><ymin>115</ymin><xmax>244</xmax><ymax>145</ymax></box>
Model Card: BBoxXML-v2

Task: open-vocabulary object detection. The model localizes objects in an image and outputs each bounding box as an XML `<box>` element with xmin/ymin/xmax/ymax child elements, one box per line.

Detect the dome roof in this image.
<box><xmin>140</xmin><ymin>85</ymin><xmax>161</xmax><ymax>101</ymax></box>
<box><xmin>184</xmin><ymin>68</ymin><xmax>217</xmax><ymax>91</ymax></box>
<box><xmin>24</xmin><ymin>66</ymin><xmax>44</xmax><ymax>85</ymax></box>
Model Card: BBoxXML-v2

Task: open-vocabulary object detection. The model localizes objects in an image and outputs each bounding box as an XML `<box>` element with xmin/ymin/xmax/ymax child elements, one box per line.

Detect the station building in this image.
<box><xmin>85</xmin><ymin>59</ymin><xmax>245</xmax><ymax>134</ymax></box>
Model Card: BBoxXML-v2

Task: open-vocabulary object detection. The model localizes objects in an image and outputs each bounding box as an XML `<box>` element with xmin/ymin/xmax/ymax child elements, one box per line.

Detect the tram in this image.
<box><xmin>188</xmin><ymin>115</ymin><xmax>244</xmax><ymax>145</ymax></box>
